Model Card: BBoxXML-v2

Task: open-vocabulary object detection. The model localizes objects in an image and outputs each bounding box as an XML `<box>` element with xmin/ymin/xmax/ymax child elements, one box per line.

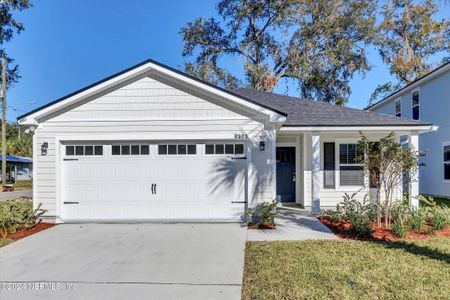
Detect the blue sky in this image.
<box><xmin>4</xmin><ymin>0</ymin><xmax>449</xmax><ymax>121</ymax></box>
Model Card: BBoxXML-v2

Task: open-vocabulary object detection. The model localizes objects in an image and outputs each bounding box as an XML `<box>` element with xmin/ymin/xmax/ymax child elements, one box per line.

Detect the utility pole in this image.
<box><xmin>1</xmin><ymin>56</ymin><xmax>6</xmax><ymax>185</ymax></box>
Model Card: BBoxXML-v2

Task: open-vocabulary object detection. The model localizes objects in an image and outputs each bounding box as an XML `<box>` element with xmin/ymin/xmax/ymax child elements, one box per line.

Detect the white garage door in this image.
<box><xmin>61</xmin><ymin>142</ymin><xmax>247</xmax><ymax>221</ymax></box>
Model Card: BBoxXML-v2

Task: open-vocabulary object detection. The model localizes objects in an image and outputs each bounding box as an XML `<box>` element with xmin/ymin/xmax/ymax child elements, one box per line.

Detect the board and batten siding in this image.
<box><xmin>33</xmin><ymin>76</ymin><xmax>274</xmax><ymax>218</ymax></box>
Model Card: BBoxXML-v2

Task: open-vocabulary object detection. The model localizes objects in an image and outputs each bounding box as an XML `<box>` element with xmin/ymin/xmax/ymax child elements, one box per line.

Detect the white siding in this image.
<box><xmin>33</xmin><ymin>76</ymin><xmax>273</xmax><ymax>218</ymax></box>
<box><xmin>302</xmin><ymin>132</ymin><xmax>403</xmax><ymax>209</ymax></box>
<box><xmin>370</xmin><ymin>70</ymin><xmax>450</xmax><ymax>197</ymax></box>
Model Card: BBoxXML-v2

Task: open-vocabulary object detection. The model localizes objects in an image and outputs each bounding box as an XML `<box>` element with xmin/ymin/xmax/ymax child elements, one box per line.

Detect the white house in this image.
<box><xmin>367</xmin><ymin>62</ymin><xmax>449</xmax><ymax>199</ymax></box>
<box><xmin>18</xmin><ymin>59</ymin><xmax>433</xmax><ymax>223</ymax></box>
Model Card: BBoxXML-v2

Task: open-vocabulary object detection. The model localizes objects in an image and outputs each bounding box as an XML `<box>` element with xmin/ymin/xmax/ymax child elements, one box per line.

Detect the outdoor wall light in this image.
<box><xmin>259</xmin><ymin>140</ymin><xmax>266</xmax><ymax>151</ymax></box>
<box><xmin>41</xmin><ymin>142</ymin><xmax>48</xmax><ymax>156</ymax></box>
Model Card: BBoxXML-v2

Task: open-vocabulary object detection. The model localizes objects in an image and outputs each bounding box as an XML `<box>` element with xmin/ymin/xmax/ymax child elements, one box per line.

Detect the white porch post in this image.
<box><xmin>409</xmin><ymin>131</ymin><xmax>420</xmax><ymax>208</ymax></box>
<box><xmin>311</xmin><ymin>133</ymin><xmax>321</xmax><ymax>215</ymax></box>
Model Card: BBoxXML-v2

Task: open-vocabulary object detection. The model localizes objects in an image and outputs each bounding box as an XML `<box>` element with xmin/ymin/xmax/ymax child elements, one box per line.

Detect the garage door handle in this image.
<box><xmin>63</xmin><ymin>201</ymin><xmax>79</xmax><ymax>204</ymax></box>
<box><xmin>151</xmin><ymin>184</ymin><xmax>155</xmax><ymax>194</ymax></box>
<box><xmin>63</xmin><ymin>158</ymin><xmax>78</xmax><ymax>161</ymax></box>
<box><xmin>231</xmin><ymin>157</ymin><xmax>247</xmax><ymax>160</ymax></box>
<box><xmin>154</xmin><ymin>183</ymin><xmax>157</xmax><ymax>194</ymax></box>
<box><xmin>231</xmin><ymin>201</ymin><xmax>246</xmax><ymax>204</ymax></box>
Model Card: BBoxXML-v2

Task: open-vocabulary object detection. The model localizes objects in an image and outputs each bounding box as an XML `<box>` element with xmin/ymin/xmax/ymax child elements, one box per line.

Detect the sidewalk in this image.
<box><xmin>246</xmin><ymin>208</ymin><xmax>338</xmax><ymax>242</ymax></box>
<box><xmin>0</xmin><ymin>189</ymin><xmax>32</xmax><ymax>201</ymax></box>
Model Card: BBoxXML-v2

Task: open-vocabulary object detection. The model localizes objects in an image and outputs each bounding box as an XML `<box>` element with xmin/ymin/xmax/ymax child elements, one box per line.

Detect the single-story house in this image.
<box><xmin>18</xmin><ymin>59</ymin><xmax>433</xmax><ymax>223</ymax></box>
<box><xmin>0</xmin><ymin>155</ymin><xmax>33</xmax><ymax>182</ymax></box>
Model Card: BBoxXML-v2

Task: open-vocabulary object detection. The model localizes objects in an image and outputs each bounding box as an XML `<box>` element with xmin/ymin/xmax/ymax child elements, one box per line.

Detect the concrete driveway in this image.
<box><xmin>0</xmin><ymin>223</ymin><xmax>247</xmax><ymax>300</ymax></box>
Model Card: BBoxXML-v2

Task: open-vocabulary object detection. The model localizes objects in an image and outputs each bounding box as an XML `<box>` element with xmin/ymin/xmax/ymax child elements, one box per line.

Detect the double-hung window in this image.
<box><xmin>444</xmin><ymin>143</ymin><xmax>450</xmax><ymax>181</ymax></box>
<box><xmin>412</xmin><ymin>90</ymin><xmax>420</xmax><ymax>120</ymax></box>
<box><xmin>338</xmin><ymin>143</ymin><xmax>364</xmax><ymax>186</ymax></box>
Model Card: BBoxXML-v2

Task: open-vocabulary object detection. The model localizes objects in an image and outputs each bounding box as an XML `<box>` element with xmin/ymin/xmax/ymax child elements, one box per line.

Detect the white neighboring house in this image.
<box><xmin>367</xmin><ymin>62</ymin><xmax>449</xmax><ymax>199</ymax></box>
<box><xmin>18</xmin><ymin>59</ymin><xmax>433</xmax><ymax>223</ymax></box>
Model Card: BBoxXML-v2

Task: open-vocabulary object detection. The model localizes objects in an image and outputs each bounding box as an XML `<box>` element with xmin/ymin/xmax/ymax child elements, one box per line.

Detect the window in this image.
<box><xmin>158</xmin><ymin>144</ymin><xmax>197</xmax><ymax>155</ymax></box>
<box><xmin>112</xmin><ymin>144</ymin><xmax>150</xmax><ymax>155</ymax></box>
<box><xmin>444</xmin><ymin>144</ymin><xmax>450</xmax><ymax>181</ymax></box>
<box><xmin>339</xmin><ymin>143</ymin><xmax>364</xmax><ymax>186</ymax></box>
<box><xmin>412</xmin><ymin>90</ymin><xmax>420</xmax><ymax>120</ymax></box>
<box><xmin>121</xmin><ymin>145</ymin><xmax>130</xmax><ymax>155</ymax></box>
<box><xmin>205</xmin><ymin>143</ymin><xmax>244</xmax><ymax>155</ymax></box>
<box><xmin>323</xmin><ymin>143</ymin><xmax>335</xmax><ymax>189</ymax></box>
<box><xmin>140</xmin><ymin>145</ymin><xmax>149</xmax><ymax>155</ymax></box>
<box><xmin>395</xmin><ymin>98</ymin><xmax>401</xmax><ymax>117</ymax></box>
<box><xmin>66</xmin><ymin>145</ymin><xmax>103</xmax><ymax>156</ymax></box>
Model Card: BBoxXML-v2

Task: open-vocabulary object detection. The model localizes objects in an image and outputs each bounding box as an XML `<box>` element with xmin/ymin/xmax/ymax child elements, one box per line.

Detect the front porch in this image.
<box><xmin>275</xmin><ymin>129</ymin><xmax>421</xmax><ymax>214</ymax></box>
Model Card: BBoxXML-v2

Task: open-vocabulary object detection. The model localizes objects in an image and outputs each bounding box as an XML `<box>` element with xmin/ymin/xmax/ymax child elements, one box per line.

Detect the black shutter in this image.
<box><xmin>324</xmin><ymin>143</ymin><xmax>335</xmax><ymax>188</ymax></box>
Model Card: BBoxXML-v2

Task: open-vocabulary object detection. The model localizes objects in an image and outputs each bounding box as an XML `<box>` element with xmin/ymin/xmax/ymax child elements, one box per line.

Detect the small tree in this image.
<box><xmin>358</xmin><ymin>132</ymin><xmax>421</xmax><ymax>228</ymax></box>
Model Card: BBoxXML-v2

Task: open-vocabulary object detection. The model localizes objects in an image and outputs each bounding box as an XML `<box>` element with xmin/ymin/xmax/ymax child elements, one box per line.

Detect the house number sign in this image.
<box><xmin>234</xmin><ymin>133</ymin><xmax>248</xmax><ymax>140</ymax></box>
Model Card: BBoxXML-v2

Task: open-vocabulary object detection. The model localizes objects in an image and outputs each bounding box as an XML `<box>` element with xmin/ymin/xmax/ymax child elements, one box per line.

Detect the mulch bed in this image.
<box><xmin>3</xmin><ymin>223</ymin><xmax>55</xmax><ymax>241</ymax></box>
<box><xmin>248</xmin><ymin>223</ymin><xmax>276</xmax><ymax>230</ymax></box>
<box><xmin>318</xmin><ymin>216</ymin><xmax>450</xmax><ymax>242</ymax></box>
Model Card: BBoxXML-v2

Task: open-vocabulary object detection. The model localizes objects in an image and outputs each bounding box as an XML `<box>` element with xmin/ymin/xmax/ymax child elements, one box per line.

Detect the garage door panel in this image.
<box><xmin>62</xmin><ymin>142</ymin><xmax>246</xmax><ymax>221</ymax></box>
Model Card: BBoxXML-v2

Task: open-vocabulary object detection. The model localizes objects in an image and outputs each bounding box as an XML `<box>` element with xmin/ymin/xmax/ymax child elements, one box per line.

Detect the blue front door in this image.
<box><xmin>276</xmin><ymin>147</ymin><xmax>296</xmax><ymax>202</ymax></box>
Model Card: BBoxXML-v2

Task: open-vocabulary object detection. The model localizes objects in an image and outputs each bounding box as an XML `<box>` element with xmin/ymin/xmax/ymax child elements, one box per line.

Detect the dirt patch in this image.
<box><xmin>318</xmin><ymin>216</ymin><xmax>450</xmax><ymax>242</ymax></box>
<box><xmin>4</xmin><ymin>223</ymin><xmax>55</xmax><ymax>241</ymax></box>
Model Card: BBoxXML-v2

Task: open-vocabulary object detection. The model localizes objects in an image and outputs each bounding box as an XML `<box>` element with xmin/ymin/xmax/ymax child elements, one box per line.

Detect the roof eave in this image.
<box><xmin>280</xmin><ymin>124</ymin><xmax>436</xmax><ymax>134</ymax></box>
<box><xmin>365</xmin><ymin>62</ymin><xmax>450</xmax><ymax>111</ymax></box>
<box><xmin>18</xmin><ymin>59</ymin><xmax>287</xmax><ymax>125</ymax></box>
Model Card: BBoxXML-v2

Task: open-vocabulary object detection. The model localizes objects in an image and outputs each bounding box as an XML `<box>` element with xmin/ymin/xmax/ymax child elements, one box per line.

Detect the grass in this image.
<box><xmin>10</xmin><ymin>179</ymin><xmax>32</xmax><ymax>191</ymax></box>
<box><xmin>0</xmin><ymin>238</ymin><xmax>13</xmax><ymax>248</ymax></box>
<box><xmin>242</xmin><ymin>237</ymin><xmax>450</xmax><ymax>300</ymax></box>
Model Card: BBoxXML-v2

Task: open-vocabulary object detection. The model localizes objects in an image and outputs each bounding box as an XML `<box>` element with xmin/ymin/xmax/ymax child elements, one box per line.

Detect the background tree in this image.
<box><xmin>181</xmin><ymin>0</ymin><xmax>377</xmax><ymax>105</ymax></box>
<box><xmin>0</xmin><ymin>0</ymin><xmax>32</xmax><ymax>87</ymax></box>
<box><xmin>0</xmin><ymin>123</ymin><xmax>32</xmax><ymax>157</ymax></box>
<box><xmin>369</xmin><ymin>0</ymin><xmax>450</xmax><ymax>104</ymax></box>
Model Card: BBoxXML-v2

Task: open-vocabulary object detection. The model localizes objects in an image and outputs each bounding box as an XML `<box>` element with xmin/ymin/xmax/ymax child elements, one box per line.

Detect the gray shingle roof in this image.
<box><xmin>231</xmin><ymin>88</ymin><xmax>431</xmax><ymax>127</ymax></box>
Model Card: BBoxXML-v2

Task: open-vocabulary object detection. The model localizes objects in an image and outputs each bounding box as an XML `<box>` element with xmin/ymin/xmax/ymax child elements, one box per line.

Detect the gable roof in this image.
<box><xmin>17</xmin><ymin>59</ymin><xmax>286</xmax><ymax>124</ymax></box>
<box><xmin>231</xmin><ymin>88</ymin><xmax>432</xmax><ymax>127</ymax></box>
<box><xmin>366</xmin><ymin>61</ymin><xmax>450</xmax><ymax>111</ymax></box>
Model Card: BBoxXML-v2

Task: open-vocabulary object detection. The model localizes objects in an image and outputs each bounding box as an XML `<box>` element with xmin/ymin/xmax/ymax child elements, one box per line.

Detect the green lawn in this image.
<box><xmin>11</xmin><ymin>179</ymin><xmax>33</xmax><ymax>191</ymax></box>
<box><xmin>243</xmin><ymin>237</ymin><xmax>450</xmax><ymax>300</ymax></box>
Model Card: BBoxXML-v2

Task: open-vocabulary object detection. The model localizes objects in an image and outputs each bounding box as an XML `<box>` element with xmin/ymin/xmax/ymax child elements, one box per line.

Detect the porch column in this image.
<box><xmin>311</xmin><ymin>133</ymin><xmax>321</xmax><ymax>215</ymax></box>
<box><xmin>409</xmin><ymin>132</ymin><xmax>420</xmax><ymax>208</ymax></box>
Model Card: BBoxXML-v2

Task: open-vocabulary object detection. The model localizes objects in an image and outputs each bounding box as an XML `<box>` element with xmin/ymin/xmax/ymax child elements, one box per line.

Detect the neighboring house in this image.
<box><xmin>0</xmin><ymin>155</ymin><xmax>33</xmax><ymax>182</ymax></box>
<box><xmin>366</xmin><ymin>62</ymin><xmax>449</xmax><ymax>199</ymax></box>
<box><xmin>18</xmin><ymin>59</ymin><xmax>433</xmax><ymax>223</ymax></box>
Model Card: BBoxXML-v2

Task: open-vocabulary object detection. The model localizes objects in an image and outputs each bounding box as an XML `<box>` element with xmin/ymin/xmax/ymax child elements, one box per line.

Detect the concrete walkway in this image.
<box><xmin>0</xmin><ymin>189</ymin><xmax>32</xmax><ymax>201</ymax></box>
<box><xmin>246</xmin><ymin>209</ymin><xmax>338</xmax><ymax>241</ymax></box>
<box><xmin>0</xmin><ymin>223</ymin><xmax>247</xmax><ymax>300</ymax></box>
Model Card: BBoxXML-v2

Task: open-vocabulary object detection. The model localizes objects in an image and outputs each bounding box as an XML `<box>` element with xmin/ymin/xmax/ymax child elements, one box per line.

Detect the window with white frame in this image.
<box><xmin>395</xmin><ymin>98</ymin><xmax>401</xmax><ymax>117</ymax></box>
<box><xmin>66</xmin><ymin>145</ymin><xmax>103</xmax><ymax>156</ymax></box>
<box><xmin>158</xmin><ymin>144</ymin><xmax>197</xmax><ymax>155</ymax></box>
<box><xmin>338</xmin><ymin>143</ymin><xmax>364</xmax><ymax>186</ymax></box>
<box><xmin>444</xmin><ymin>143</ymin><xmax>450</xmax><ymax>181</ymax></box>
<box><xmin>112</xmin><ymin>144</ymin><xmax>150</xmax><ymax>155</ymax></box>
<box><xmin>205</xmin><ymin>143</ymin><xmax>244</xmax><ymax>155</ymax></box>
<box><xmin>412</xmin><ymin>90</ymin><xmax>420</xmax><ymax>120</ymax></box>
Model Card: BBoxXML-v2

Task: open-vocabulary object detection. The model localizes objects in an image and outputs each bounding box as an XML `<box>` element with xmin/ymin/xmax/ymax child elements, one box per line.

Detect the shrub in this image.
<box><xmin>246</xmin><ymin>201</ymin><xmax>278</xmax><ymax>228</ymax></box>
<box><xmin>0</xmin><ymin>199</ymin><xmax>46</xmax><ymax>238</ymax></box>
<box><xmin>392</xmin><ymin>219</ymin><xmax>408</xmax><ymax>238</ymax></box>
<box><xmin>429</xmin><ymin>207</ymin><xmax>450</xmax><ymax>230</ymax></box>
<box><xmin>419</xmin><ymin>195</ymin><xmax>450</xmax><ymax>231</ymax></box>
<box><xmin>319</xmin><ymin>208</ymin><xmax>343</xmax><ymax>222</ymax></box>
<box><xmin>339</xmin><ymin>193</ymin><xmax>375</xmax><ymax>238</ymax></box>
<box><xmin>409</xmin><ymin>209</ymin><xmax>425</xmax><ymax>231</ymax></box>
